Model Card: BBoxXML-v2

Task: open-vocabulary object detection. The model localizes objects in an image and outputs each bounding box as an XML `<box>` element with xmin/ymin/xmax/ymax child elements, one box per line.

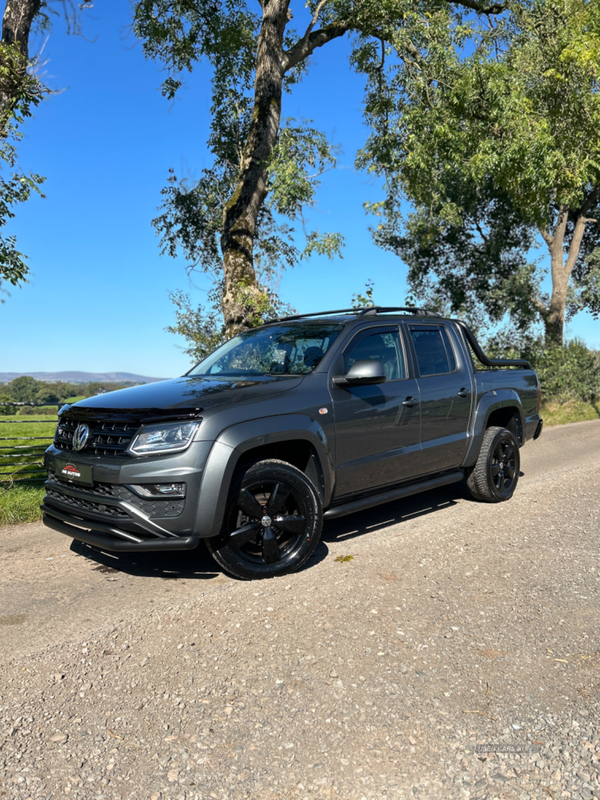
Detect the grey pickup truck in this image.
<box><xmin>42</xmin><ymin>306</ymin><xmax>543</xmax><ymax>580</ymax></box>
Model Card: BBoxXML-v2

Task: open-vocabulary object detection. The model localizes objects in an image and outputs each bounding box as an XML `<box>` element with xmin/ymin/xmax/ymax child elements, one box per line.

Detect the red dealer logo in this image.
<box><xmin>61</xmin><ymin>464</ymin><xmax>81</xmax><ymax>479</ymax></box>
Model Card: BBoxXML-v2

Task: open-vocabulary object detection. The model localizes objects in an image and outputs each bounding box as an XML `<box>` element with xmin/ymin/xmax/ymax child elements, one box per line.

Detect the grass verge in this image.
<box><xmin>0</xmin><ymin>484</ymin><xmax>45</xmax><ymax>526</ymax></box>
<box><xmin>541</xmin><ymin>400</ymin><xmax>600</xmax><ymax>426</ymax></box>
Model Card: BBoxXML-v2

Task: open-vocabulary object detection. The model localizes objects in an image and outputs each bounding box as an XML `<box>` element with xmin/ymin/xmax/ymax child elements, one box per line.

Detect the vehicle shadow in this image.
<box><xmin>69</xmin><ymin>537</ymin><xmax>221</xmax><ymax>580</ymax></box>
<box><xmin>321</xmin><ymin>480</ymin><xmax>470</xmax><ymax>544</ymax></box>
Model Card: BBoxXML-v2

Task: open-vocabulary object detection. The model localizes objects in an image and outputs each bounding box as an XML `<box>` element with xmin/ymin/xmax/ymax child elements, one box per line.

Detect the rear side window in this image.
<box><xmin>410</xmin><ymin>327</ymin><xmax>456</xmax><ymax>376</ymax></box>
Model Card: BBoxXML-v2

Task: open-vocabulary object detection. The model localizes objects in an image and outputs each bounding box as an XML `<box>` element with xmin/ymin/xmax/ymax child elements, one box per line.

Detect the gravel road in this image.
<box><xmin>1</xmin><ymin>420</ymin><xmax>599</xmax><ymax>800</ymax></box>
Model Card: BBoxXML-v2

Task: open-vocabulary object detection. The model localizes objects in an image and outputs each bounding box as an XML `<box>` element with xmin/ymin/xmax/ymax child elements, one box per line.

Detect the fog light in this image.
<box><xmin>128</xmin><ymin>483</ymin><xmax>186</xmax><ymax>499</ymax></box>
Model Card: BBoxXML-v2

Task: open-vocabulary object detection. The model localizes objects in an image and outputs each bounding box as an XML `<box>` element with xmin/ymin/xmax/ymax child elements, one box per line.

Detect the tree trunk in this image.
<box><xmin>2</xmin><ymin>0</ymin><xmax>40</xmax><ymax>55</ymax></box>
<box><xmin>220</xmin><ymin>0</ymin><xmax>289</xmax><ymax>338</ymax></box>
<box><xmin>0</xmin><ymin>0</ymin><xmax>42</xmax><ymax>134</ymax></box>
<box><xmin>541</xmin><ymin>206</ymin><xmax>591</xmax><ymax>348</ymax></box>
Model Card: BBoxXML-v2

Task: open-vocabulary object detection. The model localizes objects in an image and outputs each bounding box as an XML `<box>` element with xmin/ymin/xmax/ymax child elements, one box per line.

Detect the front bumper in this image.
<box><xmin>42</xmin><ymin>505</ymin><xmax>199</xmax><ymax>551</ymax></box>
<box><xmin>42</xmin><ymin>441</ymin><xmax>213</xmax><ymax>552</ymax></box>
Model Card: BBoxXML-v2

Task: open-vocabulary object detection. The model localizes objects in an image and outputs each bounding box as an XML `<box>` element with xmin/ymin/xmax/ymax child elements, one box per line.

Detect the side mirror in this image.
<box><xmin>333</xmin><ymin>359</ymin><xmax>387</xmax><ymax>387</ymax></box>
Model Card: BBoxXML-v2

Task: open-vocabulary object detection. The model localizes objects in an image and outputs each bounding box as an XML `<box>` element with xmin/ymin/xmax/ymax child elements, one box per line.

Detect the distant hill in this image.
<box><xmin>0</xmin><ymin>371</ymin><xmax>168</xmax><ymax>384</ymax></box>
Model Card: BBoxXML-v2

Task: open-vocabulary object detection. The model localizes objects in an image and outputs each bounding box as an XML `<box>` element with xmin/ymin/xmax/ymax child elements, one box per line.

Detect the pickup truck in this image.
<box><xmin>42</xmin><ymin>306</ymin><xmax>543</xmax><ymax>580</ymax></box>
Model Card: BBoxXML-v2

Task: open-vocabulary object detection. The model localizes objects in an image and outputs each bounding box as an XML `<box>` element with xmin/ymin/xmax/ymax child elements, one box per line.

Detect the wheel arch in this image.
<box><xmin>462</xmin><ymin>390</ymin><xmax>525</xmax><ymax>468</ymax></box>
<box><xmin>194</xmin><ymin>415</ymin><xmax>334</xmax><ymax>539</ymax></box>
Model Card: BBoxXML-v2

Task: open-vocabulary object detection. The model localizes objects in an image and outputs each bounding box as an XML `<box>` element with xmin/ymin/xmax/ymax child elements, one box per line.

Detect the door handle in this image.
<box><xmin>457</xmin><ymin>388</ymin><xmax>468</xmax><ymax>397</ymax></box>
<box><xmin>402</xmin><ymin>396</ymin><xmax>417</xmax><ymax>407</ymax></box>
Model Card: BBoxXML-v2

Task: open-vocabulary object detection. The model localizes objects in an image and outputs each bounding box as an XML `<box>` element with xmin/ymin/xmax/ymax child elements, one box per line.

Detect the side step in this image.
<box><xmin>323</xmin><ymin>470</ymin><xmax>464</xmax><ymax>520</ymax></box>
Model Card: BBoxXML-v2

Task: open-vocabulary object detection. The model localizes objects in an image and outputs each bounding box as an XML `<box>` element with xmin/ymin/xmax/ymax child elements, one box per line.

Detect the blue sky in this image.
<box><xmin>0</xmin><ymin>3</ymin><xmax>598</xmax><ymax>379</ymax></box>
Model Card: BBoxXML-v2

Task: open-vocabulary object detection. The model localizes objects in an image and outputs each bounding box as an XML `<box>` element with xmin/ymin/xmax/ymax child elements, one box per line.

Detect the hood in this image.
<box><xmin>68</xmin><ymin>374</ymin><xmax>305</xmax><ymax>414</ymax></box>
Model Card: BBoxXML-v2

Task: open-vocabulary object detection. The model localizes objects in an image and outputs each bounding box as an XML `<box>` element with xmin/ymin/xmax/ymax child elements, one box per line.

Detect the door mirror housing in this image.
<box><xmin>334</xmin><ymin>359</ymin><xmax>387</xmax><ymax>387</ymax></box>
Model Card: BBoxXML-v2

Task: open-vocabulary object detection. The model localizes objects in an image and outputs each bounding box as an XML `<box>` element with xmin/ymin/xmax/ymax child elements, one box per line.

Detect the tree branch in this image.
<box><xmin>578</xmin><ymin>184</ymin><xmax>600</xmax><ymax>219</ymax></box>
<box><xmin>283</xmin><ymin>22</ymin><xmax>350</xmax><ymax>71</ymax></box>
<box><xmin>539</xmin><ymin>227</ymin><xmax>554</xmax><ymax>247</ymax></box>
<box><xmin>304</xmin><ymin>0</ymin><xmax>330</xmax><ymax>40</ymax></box>
<box><xmin>532</xmin><ymin>296</ymin><xmax>548</xmax><ymax>317</ymax></box>
<box><xmin>453</xmin><ymin>0</ymin><xmax>506</xmax><ymax>14</ymax></box>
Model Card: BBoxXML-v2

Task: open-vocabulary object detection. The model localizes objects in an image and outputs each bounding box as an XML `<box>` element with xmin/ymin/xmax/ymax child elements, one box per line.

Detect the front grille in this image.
<box><xmin>54</xmin><ymin>416</ymin><xmax>137</xmax><ymax>456</ymax></box>
<box><xmin>46</xmin><ymin>486</ymin><xmax>128</xmax><ymax>518</ymax></box>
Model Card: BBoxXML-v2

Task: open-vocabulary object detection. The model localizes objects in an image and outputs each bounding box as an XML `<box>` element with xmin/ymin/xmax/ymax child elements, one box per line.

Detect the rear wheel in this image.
<box><xmin>466</xmin><ymin>426</ymin><xmax>520</xmax><ymax>503</ymax></box>
<box><xmin>206</xmin><ymin>459</ymin><xmax>323</xmax><ymax>580</ymax></box>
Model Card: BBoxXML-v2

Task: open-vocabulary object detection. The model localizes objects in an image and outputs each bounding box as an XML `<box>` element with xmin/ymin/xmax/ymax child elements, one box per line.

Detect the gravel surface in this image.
<box><xmin>1</xmin><ymin>420</ymin><xmax>599</xmax><ymax>799</ymax></box>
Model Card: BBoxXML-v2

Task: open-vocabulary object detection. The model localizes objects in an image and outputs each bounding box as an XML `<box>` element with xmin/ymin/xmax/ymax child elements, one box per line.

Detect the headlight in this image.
<box><xmin>127</xmin><ymin>421</ymin><xmax>201</xmax><ymax>456</ymax></box>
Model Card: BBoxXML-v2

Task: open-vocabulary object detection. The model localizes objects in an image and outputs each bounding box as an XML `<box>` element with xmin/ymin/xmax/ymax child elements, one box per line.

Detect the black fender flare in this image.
<box><xmin>462</xmin><ymin>389</ymin><xmax>525</xmax><ymax>468</ymax></box>
<box><xmin>194</xmin><ymin>415</ymin><xmax>334</xmax><ymax>538</ymax></box>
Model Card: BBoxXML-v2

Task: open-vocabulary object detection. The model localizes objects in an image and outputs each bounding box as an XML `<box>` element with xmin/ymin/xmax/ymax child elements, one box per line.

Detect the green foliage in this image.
<box><xmin>351</xmin><ymin>279</ymin><xmax>375</xmax><ymax>307</ymax></box>
<box><xmin>167</xmin><ymin>282</ymin><xmax>295</xmax><ymax>365</ymax></box>
<box><xmin>19</xmin><ymin>404</ymin><xmax>57</xmax><ymax>415</ymax></box>
<box><xmin>485</xmin><ymin>332</ymin><xmax>600</xmax><ymax>404</ymax></box>
<box><xmin>536</xmin><ymin>341</ymin><xmax>600</xmax><ymax>404</ymax></box>
<box><xmin>166</xmin><ymin>288</ymin><xmax>228</xmax><ymax>364</ymax></box>
<box><xmin>7</xmin><ymin>375</ymin><xmax>39</xmax><ymax>403</ymax></box>
<box><xmin>358</xmin><ymin>0</ymin><xmax>600</xmax><ymax>339</ymax></box>
<box><xmin>1</xmin><ymin>377</ymin><xmax>137</xmax><ymax>406</ymax></box>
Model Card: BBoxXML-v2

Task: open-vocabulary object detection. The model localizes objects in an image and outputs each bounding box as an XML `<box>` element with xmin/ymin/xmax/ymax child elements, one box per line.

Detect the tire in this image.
<box><xmin>206</xmin><ymin>459</ymin><xmax>323</xmax><ymax>580</ymax></box>
<box><xmin>466</xmin><ymin>426</ymin><xmax>520</xmax><ymax>503</ymax></box>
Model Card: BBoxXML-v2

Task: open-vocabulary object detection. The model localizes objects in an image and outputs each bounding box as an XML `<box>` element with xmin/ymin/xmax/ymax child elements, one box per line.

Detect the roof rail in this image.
<box><xmin>265</xmin><ymin>305</ymin><xmax>441</xmax><ymax>324</ymax></box>
<box><xmin>265</xmin><ymin>307</ymin><xmax>373</xmax><ymax>324</ymax></box>
<box><xmin>361</xmin><ymin>306</ymin><xmax>442</xmax><ymax>317</ymax></box>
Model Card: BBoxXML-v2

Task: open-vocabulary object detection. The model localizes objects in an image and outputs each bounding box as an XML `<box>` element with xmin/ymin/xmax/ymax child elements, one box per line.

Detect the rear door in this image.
<box><xmin>405</xmin><ymin>323</ymin><xmax>472</xmax><ymax>474</ymax></box>
<box><xmin>330</xmin><ymin>325</ymin><xmax>422</xmax><ymax>498</ymax></box>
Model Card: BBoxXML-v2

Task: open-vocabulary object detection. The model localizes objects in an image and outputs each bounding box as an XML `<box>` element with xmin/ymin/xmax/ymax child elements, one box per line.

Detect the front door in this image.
<box><xmin>331</xmin><ymin>326</ymin><xmax>422</xmax><ymax>498</ymax></box>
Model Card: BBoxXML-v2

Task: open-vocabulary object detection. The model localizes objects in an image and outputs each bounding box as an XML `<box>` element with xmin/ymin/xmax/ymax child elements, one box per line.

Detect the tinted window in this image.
<box><xmin>189</xmin><ymin>322</ymin><xmax>343</xmax><ymax>376</ymax></box>
<box><xmin>344</xmin><ymin>330</ymin><xmax>406</xmax><ymax>381</ymax></box>
<box><xmin>410</xmin><ymin>327</ymin><xmax>456</xmax><ymax>376</ymax></box>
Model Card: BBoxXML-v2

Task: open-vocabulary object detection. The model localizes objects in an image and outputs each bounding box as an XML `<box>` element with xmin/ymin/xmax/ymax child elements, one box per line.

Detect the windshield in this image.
<box><xmin>188</xmin><ymin>322</ymin><xmax>344</xmax><ymax>377</ymax></box>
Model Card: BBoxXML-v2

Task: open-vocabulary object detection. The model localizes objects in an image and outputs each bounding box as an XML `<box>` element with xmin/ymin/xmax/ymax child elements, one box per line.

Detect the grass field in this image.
<box><xmin>0</xmin><ymin>415</ymin><xmax>56</xmax><ymax>526</ymax></box>
<box><xmin>1</xmin><ymin>400</ymin><xmax>598</xmax><ymax>527</ymax></box>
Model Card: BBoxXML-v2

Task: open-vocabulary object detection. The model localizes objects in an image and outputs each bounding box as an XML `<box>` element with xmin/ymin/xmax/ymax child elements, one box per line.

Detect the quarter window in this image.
<box><xmin>410</xmin><ymin>327</ymin><xmax>456</xmax><ymax>376</ymax></box>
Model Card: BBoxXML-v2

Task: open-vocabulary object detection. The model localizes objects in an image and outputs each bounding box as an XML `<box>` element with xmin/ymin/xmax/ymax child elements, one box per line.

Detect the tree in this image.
<box><xmin>7</xmin><ymin>374</ymin><xmax>39</xmax><ymax>402</ymax></box>
<box><xmin>133</xmin><ymin>0</ymin><xmax>507</xmax><ymax>339</ymax></box>
<box><xmin>359</xmin><ymin>0</ymin><xmax>600</xmax><ymax>346</ymax></box>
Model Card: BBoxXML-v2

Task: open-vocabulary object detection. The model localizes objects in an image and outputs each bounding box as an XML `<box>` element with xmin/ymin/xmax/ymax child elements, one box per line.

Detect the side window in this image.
<box><xmin>343</xmin><ymin>330</ymin><xmax>406</xmax><ymax>381</ymax></box>
<box><xmin>410</xmin><ymin>327</ymin><xmax>456</xmax><ymax>376</ymax></box>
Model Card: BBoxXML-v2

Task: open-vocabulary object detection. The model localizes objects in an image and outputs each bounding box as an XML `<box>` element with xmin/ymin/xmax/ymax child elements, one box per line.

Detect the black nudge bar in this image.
<box><xmin>455</xmin><ymin>320</ymin><xmax>533</xmax><ymax>370</ymax></box>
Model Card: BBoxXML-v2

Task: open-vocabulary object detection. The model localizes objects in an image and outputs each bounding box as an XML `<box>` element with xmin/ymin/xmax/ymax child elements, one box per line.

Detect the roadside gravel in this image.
<box><xmin>1</xmin><ymin>420</ymin><xmax>599</xmax><ymax>799</ymax></box>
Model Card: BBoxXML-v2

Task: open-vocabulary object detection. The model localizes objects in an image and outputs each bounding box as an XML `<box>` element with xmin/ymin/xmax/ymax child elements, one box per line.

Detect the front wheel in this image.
<box><xmin>466</xmin><ymin>426</ymin><xmax>520</xmax><ymax>503</ymax></box>
<box><xmin>206</xmin><ymin>459</ymin><xmax>323</xmax><ymax>580</ymax></box>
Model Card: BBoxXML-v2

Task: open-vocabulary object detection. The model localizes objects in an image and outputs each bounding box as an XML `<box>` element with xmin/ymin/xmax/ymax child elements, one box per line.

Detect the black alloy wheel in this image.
<box><xmin>206</xmin><ymin>459</ymin><xmax>323</xmax><ymax>580</ymax></box>
<box><xmin>466</xmin><ymin>426</ymin><xmax>521</xmax><ymax>503</ymax></box>
<box><xmin>490</xmin><ymin>438</ymin><xmax>517</xmax><ymax>494</ymax></box>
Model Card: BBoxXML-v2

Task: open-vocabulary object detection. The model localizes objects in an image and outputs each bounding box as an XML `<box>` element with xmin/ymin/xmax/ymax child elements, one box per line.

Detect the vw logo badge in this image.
<box><xmin>73</xmin><ymin>423</ymin><xmax>90</xmax><ymax>452</ymax></box>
